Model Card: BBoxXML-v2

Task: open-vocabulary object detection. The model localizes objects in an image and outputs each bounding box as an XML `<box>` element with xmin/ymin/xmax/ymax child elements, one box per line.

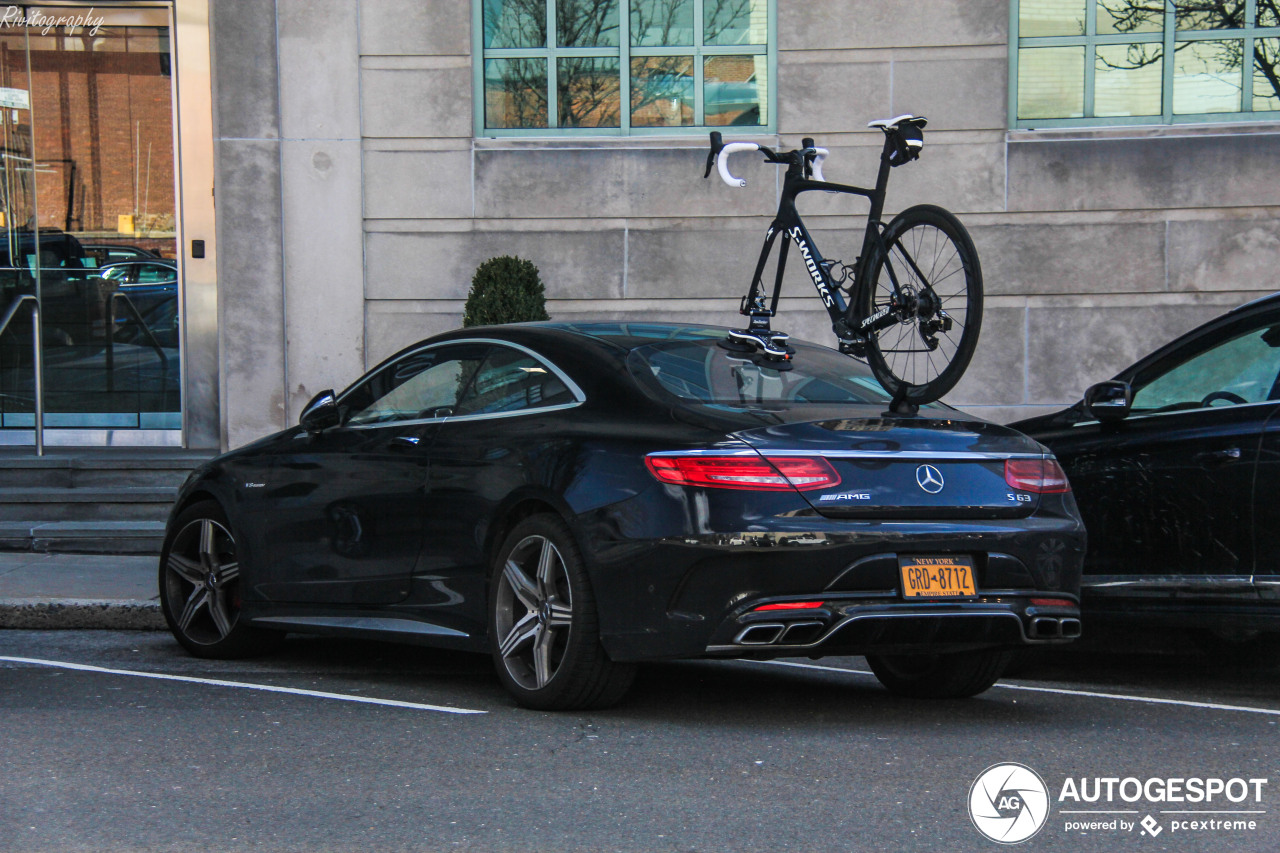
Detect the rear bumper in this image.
<box><xmin>705</xmin><ymin>596</ymin><xmax>1081</xmax><ymax>657</ymax></box>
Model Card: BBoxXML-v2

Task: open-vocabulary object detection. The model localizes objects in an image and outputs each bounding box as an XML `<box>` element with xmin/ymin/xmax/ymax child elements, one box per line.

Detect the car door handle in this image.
<box><xmin>391</xmin><ymin>435</ymin><xmax>424</xmax><ymax>449</ymax></box>
<box><xmin>1195</xmin><ymin>447</ymin><xmax>1241</xmax><ymax>465</ymax></box>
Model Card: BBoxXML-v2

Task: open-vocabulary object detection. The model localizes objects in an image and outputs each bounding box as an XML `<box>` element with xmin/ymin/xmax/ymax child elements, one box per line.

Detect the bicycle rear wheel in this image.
<box><xmin>857</xmin><ymin>204</ymin><xmax>982</xmax><ymax>405</ymax></box>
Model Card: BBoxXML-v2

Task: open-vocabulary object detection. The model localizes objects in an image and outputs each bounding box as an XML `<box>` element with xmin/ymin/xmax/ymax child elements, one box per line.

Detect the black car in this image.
<box><xmin>1014</xmin><ymin>294</ymin><xmax>1280</xmax><ymax>647</ymax></box>
<box><xmin>161</xmin><ymin>323</ymin><xmax>1085</xmax><ymax>709</ymax></box>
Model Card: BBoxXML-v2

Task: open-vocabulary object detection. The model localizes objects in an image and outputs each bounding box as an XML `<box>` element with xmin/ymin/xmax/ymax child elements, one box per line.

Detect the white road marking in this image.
<box><xmin>0</xmin><ymin>656</ymin><xmax>487</xmax><ymax>715</ymax></box>
<box><xmin>750</xmin><ymin>659</ymin><xmax>1280</xmax><ymax>717</ymax></box>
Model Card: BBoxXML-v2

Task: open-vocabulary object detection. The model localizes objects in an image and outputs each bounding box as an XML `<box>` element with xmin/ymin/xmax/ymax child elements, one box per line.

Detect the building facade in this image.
<box><xmin>1</xmin><ymin>0</ymin><xmax>1277</xmax><ymax>451</ymax></box>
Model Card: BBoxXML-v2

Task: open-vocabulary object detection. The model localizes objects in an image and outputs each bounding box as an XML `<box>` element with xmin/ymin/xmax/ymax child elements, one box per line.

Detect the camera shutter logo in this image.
<box><xmin>968</xmin><ymin>763</ymin><xmax>1051</xmax><ymax>844</ymax></box>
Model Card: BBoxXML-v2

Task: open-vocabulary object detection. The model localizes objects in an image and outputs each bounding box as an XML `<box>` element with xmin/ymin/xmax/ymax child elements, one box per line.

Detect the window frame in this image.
<box><xmin>338</xmin><ymin>339</ymin><xmax>586</xmax><ymax>430</ymax></box>
<box><xmin>1009</xmin><ymin>0</ymin><xmax>1280</xmax><ymax>128</ymax></box>
<box><xmin>472</xmin><ymin>0</ymin><xmax>777</xmax><ymax>137</ymax></box>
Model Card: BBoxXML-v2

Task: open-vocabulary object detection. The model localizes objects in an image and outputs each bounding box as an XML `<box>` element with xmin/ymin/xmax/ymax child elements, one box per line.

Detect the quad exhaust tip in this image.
<box><xmin>736</xmin><ymin>623</ymin><xmax>786</xmax><ymax>645</ymax></box>
<box><xmin>735</xmin><ymin>621</ymin><xmax>827</xmax><ymax>646</ymax></box>
<box><xmin>1030</xmin><ymin>616</ymin><xmax>1082</xmax><ymax>639</ymax></box>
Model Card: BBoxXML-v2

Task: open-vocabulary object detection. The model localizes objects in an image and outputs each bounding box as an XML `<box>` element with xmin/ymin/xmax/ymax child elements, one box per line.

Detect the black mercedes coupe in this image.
<box><xmin>160</xmin><ymin>323</ymin><xmax>1085</xmax><ymax>709</ymax></box>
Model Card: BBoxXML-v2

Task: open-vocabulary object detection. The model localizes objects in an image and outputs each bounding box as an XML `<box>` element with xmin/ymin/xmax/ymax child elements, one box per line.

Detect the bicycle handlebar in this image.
<box><xmin>706</xmin><ymin>133</ymin><xmax>830</xmax><ymax>188</ymax></box>
<box><xmin>716</xmin><ymin>142</ymin><xmax>761</xmax><ymax>187</ymax></box>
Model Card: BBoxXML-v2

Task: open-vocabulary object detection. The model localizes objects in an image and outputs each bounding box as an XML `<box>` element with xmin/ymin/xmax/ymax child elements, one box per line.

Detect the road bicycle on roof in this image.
<box><xmin>704</xmin><ymin>114</ymin><xmax>983</xmax><ymax>410</ymax></box>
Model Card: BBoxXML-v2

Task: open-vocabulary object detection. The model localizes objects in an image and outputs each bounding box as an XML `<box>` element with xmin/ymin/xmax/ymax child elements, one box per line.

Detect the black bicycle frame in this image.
<box><xmin>742</xmin><ymin>135</ymin><xmax>909</xmax><ymax>341</ymax></box>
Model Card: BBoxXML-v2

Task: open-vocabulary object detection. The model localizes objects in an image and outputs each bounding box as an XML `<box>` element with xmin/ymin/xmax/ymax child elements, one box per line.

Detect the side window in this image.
<box><xmin>453</xmin><ymin>346</ymin><xmax>575</xmax><ymax>417</ymax></box>
<box><xmin>342</xmin><ymin>344</ymin><xmax>489</xmax><ymax>426</ymax></box>
<box><xmin>134</xmin><ymin>263</ymin><xmax>175</xmax><ymax>284</ymax></box>
<box><xmin>1131</xmin><ymin>322</ymin><xmax>1280</xmax><ymax>412</ymax></box>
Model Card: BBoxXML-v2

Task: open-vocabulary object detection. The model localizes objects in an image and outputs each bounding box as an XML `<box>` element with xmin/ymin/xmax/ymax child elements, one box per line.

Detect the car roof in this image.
<box><xmin>440</xmin><ymin>321</ymin><xmax>758</xmax><ymax>352</ymax></box>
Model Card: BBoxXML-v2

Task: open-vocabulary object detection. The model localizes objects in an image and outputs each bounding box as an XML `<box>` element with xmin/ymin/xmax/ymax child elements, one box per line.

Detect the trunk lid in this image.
<box><xmin>735</xmin><ymin>415</ymin><xmax>1048</xmax><ymax>519</ymax></box>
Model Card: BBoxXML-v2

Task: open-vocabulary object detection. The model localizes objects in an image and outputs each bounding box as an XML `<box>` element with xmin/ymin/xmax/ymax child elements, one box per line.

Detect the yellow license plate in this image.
<box><xmin>899</xmin><ymin>555</ymin><xmax>977</xmax><ymax>599</ymax></box>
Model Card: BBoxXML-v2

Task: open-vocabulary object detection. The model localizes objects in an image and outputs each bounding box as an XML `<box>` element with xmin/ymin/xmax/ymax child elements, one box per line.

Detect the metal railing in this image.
<box><xmin>0</xmin><ymin>294</ymin><xmax>43</xmax><ymax>455</ymax></box>
<box><xmin>107</xmin><ymin>290</ymin><xmax>170</xmax><ymax>393</ymax></box>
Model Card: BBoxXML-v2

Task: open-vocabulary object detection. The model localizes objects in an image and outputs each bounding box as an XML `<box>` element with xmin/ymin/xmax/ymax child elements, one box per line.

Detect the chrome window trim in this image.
<box><xmin>337</xmin><ymin>337</ymin><xmax>586</xmax><ymax>431</ymax></box>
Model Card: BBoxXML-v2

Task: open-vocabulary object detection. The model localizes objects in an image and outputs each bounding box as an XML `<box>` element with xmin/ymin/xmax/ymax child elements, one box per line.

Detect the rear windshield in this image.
<box><xmin>627</xmin><ymin>339</ymin><xmax>935</xmax><ymax>408</ymax></box>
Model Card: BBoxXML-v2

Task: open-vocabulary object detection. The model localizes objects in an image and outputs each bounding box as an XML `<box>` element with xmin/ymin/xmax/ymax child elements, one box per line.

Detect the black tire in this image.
<box><xmin>858</xmin><ymin>204</ymin><xmax>983</xmax><ymax>404</ymax></box>
<box><xmin>866</xmin><ymin>648</ymin><xmax>1012</xmax><ymax>699</ymax></box>
<box><xmin>488</xmin><ymin>514</ymin><xmax>636</xmax><ymax>710</ymax></box>
<box><xmin>159</xmin><ymin>500</ymin><xmax>282</xmax><ymax>659</ymax></box>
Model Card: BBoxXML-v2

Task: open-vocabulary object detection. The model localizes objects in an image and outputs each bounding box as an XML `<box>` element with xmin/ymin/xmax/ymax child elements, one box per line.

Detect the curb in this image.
<box><xmin>0</xmin><ymin>598</ymin><xmax>166</xmax><ymax>630</ymax></box>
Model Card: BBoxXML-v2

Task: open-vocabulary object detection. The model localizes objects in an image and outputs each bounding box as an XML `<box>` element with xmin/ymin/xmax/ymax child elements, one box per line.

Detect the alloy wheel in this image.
<box><xmin>493</xmin><ymin>533</ymin><xmax>574</xmax><ymax>690</ymax></box>
<box><xmin>163</xmin><ymin>516</ymin><xmax>241</xmax><ymax>645</ymax></box>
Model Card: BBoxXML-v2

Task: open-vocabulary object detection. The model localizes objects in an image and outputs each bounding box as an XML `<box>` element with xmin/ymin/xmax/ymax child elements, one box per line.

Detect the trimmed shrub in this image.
<box><xmin>462</xmin><ymin>255</ymin><xmax>550</xmax><ymax>327</ymax></box>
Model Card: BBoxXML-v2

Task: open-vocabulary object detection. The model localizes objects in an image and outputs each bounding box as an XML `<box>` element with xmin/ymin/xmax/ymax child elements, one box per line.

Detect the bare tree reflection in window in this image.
<box><xmin>1094</xmin><ymin>0</ymin><xmax>1280</xmax><ymax>105</ymax></box>
<box><xmin>483</xmin><ymin>0</ymin><xmax>547</xmax><ymax>48</ymax></box>
<box><xmin>631</xmin><ymin>0</ymin><xmax>693</xmax><ymax>45</ymax></box>
<box><xmin>485</xmin><ymin>59</ymin><xmax>549</xmax><ymax>128</ymax></box>
<box><xmin>557</xmin><ymin>0</ymin><xmax>619</xmax><ymax>46</ymax></box>
<box><xmin>555</xmin><ymin>1</ymin><xmax>620</xmax><ymax>126</ymax></box>
<box><xmin>704</xmin><ymin>0</ymin><xmax>758</xmax><ymax>45</ymax></box>
<box><xmin>557</xmin><ymin>57</ymin><xmax>621</xmax><ymax>127</ymax></box>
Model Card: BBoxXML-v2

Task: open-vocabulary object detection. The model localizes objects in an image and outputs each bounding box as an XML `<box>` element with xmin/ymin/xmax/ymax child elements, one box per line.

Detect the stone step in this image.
<box><xmin>0</xmin><ymin>521</ymin><xmax>167</xmax><ymax>555</ymax></box>
<box><xmin>0</xmin><ymin>486</ymin><xmax>177</xmax><ymax>522</ymax></box>
<box><xmin>0</xmin><ymin>448</ymin><xmax>207</xmax><ymax>551</ymax></box>
<box><xmin>0</xmin><ymin>449</ymin><xmax>208</xmax><ymax>489</ymax></box>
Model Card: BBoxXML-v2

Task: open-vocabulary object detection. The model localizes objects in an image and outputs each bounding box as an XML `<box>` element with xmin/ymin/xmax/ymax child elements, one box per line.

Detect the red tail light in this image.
<box><xmin>645</xmin><ymin>454</ymin><xmax>840</xmax><ymax>491</ymax></box>
<box><xmin>753</xmin><ymin>601</ymin><xmax>825</xmax><ymax>611</ymax></box>
<box><xmin>1004</xmin><ymin>458</ymin><xmax>1071</xmax><ymax>494</ymax></box>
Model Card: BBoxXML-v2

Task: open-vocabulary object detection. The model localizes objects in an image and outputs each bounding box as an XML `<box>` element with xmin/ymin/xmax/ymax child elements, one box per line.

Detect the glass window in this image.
<box><xmin>454</xmin><ymin>346</ymin><xmax>576</xmax><ymax>416</ymax></box>
<box><xmin>1131</xmin><ymin>323</ymin><xmax>1280</xmax><ymax>411</ymax></box>
<box><xmin>1012</xmin><ymin>0</ymin><xmax>1280</xmax><ymax>127</ymax></box>
<box><xmin>477</xmin><ymin>0</ymin><xmax>772</xmax><ymax>134</ymax></box>
<box><xmin>342</xmin><ymin>345</ymin><xmax>489</xmax><ymax>426</ymax></box>
<box><xmin>627</xmin><ymin>338</ymin><xmax>943</xmax><ymax>408</ymax></box>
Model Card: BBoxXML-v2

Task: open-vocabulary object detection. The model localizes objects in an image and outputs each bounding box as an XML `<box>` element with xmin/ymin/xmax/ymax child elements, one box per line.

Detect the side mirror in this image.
<box><xmin>299</xmin><ymin>389</ymin><xmax>340</xmax><ymax>432</ymax></box>
<box><xmin>1083</xmin><ymin>380</ymin><xmax>1132</xmax><ymax>423</ymax></box>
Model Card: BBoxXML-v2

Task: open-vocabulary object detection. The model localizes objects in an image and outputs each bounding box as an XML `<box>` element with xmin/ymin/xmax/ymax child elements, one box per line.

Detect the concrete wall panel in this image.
<box><xmin>278</xmin><ymin>0</ymin><xmax>360</xmax><ymax>139</ymax></box>
<box><xmin>890</xmin><ymin>58</ymin><xmax>1007</xmax><ymax>131</ymax></box>
<box><xmin>777</xmin><ymin>60</ymin><xmax>891</xmax><ymax>135</ymax></box>
<box><xmin>364</xmin><ymin>149</ymin><xmax>473</xmax><ymax>219</ymax></box>
<box><xmin>362</xmin><ymin>67</ymin><xmax>472</xmax><ymax>139</ymax></box>
<box><xmin>799</xmin><ymin>140</ymin><xmax>1005</xmax><ymax>217</ymax></box>
<box><xmin>359</xmin><ymin>0</ymin><xmax>470</xmax><ymax>56</ymax></box>
<box><xmin>974</xmin><ymin>222</ymin><xmax>1167</xmax><ymax>296</ymax></box>
<box><xmin>211</xmin><ymin>0</ymin><xmax>279</xmax><ymax>140</ymax></box>
<box><xmin>948</xmin><ymin>306</ymin><xmax>1026</xmax><ymax>407</ymax></box>
<box><xmin>1025</xmin><ymin>304</ymin><xmax>1224</xmax><ymax>404</ymax></box>
<box><xmin>779</xmin><ymin>0</ymin><xmax>1007</xmax><ymax>51</ymax></box>
<box><xmin>1009</xmin><ymin>134</ymin><xmax>1280</xmax><ymax>212</ymax></box>
<box><xmin>626</xmin><ymin>222</ymin><xmax>786</xmax><ymax>300</ymax></box>
<box><xmin>365</xmin><ymin>229</ymin><xmax>625</xmax><ymax>300</ymax></box>
<box><xmin>216</xmin><ymin>140</ymin><xmax>286</xmax><ymax>448</ymax></box>
<box><xmin>473</xmin><ymin>147</ymin><xmax>775</xmax><ymax>219</ymax></box>
<box><xmin>365</xmin><ymin>301</ymin><xmax>467</xmax><ymax>365</ymax></box>
<box><xmin>1168</xmin><ymin>219</ymin><xmax>1280</xmax><ymax>292</ymax></box>
<box><xmin>282</xmin><ymin>140</ymin><xmax>366</xmax><ymax>418</ymax></box>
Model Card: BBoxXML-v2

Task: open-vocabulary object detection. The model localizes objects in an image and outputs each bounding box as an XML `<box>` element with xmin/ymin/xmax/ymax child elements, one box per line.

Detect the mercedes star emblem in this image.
<box><xmin>916</xmin><ymin>464</ymin><xmax>945</xmax><ymax>494</ymax></box>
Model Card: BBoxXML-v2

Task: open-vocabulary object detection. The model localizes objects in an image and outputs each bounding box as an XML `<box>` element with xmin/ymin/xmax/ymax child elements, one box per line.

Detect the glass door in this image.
<box><xmin>0</xmin><ymin>6</ymin><xmax>179</xmax><ymax>443</ymax></box>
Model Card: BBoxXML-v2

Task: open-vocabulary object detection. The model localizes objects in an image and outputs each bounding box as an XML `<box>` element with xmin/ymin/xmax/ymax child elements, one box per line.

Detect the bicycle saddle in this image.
<box><xmin>867</xmin><ymin>114</ymin><xmax>928</xmax><ymax>130</ymax></box>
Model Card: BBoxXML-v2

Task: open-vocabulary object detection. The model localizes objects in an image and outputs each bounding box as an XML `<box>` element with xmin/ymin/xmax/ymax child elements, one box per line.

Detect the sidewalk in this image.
<box><xmin>0</xmin><ymin>552</ymin><xmax>164</xmax><ymax>629</ymax></box>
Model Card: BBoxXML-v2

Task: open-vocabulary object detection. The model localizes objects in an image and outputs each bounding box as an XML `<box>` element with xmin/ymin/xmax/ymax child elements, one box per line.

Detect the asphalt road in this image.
<box><xmin>1</xmin><ymin>629</ymin><xmax>1278</xmax><ymax>852</ymax></box>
